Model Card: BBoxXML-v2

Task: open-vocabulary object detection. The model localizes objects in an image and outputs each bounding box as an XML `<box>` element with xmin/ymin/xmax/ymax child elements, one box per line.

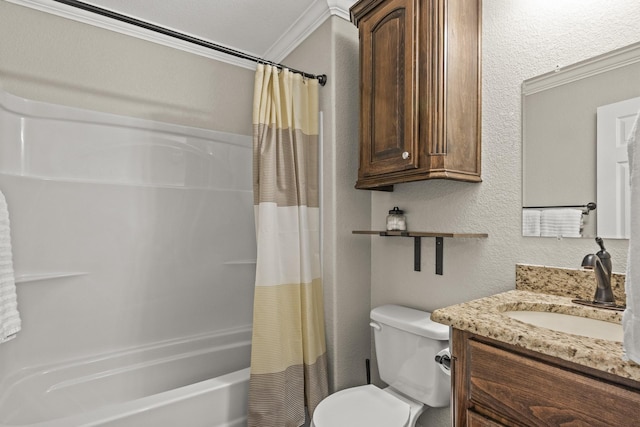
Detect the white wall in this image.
<box><xmin>368</xmin><ymin>1</ymin><xmax>640</xmax><ymax>426</ymax></box>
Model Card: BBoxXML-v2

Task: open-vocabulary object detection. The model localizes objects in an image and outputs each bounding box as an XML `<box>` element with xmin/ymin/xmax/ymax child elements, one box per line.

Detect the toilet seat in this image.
<box><xmin>312</xmin><ymin>384</ymin><xmax>410</xmax><ymax>427</ymax></box>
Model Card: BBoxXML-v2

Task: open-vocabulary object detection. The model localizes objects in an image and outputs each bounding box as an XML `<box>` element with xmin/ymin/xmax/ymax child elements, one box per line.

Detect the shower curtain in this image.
<box><xmin>248</xmin><ymin>64</ymin><xmax>328</xmax><ymax>427</ymax></box>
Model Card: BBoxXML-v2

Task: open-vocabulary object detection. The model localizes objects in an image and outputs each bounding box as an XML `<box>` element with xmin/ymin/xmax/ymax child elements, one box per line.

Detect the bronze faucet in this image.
<box><xmin>573</xmin><ymin>237</ymin><xmax>624</xmax><ymax>311</ymax></box>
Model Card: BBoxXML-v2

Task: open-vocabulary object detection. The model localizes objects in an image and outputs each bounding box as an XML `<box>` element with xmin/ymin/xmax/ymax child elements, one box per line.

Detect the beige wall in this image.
<box><xmin>0</xmin><ymin>1</ymin><xmax>254</xmax><ymax>135</ymax></box>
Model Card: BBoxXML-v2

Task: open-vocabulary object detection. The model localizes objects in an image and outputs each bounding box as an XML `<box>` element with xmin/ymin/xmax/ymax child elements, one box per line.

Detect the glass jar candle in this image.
<box><xmin>386</xmin><ymin>207</ymin><xmax>407</xmax><ymax>231</ymax></box>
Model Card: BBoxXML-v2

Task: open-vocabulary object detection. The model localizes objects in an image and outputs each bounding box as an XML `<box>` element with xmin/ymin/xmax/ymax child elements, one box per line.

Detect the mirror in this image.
<box><xmin>522</xmin><ymin>41</ymin><xmax>640</xmax><ymax>239</ymax></box>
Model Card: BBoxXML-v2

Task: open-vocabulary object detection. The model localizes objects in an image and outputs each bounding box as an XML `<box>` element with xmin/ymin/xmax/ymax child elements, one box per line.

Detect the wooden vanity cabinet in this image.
<box><xmin>451</xmin><ymin>329</ymin><xmax>640</xmax><ymax>427</ymax></box>
<box><xmin>350</xmin><ymin>0</ymin><xmax>481</xmax><ymax>190</ymax></box>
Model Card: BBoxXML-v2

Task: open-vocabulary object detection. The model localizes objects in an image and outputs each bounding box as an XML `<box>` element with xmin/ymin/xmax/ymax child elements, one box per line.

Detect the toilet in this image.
<box><xmin>311</xmin><ymin>304</ymin><xmax>450</xmax><ymax>427</ymax></box>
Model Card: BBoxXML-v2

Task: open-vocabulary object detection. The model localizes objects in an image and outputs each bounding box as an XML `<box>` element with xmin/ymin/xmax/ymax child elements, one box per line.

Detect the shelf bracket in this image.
<box><xmin>412</xmin><ymin>236</ymin><xmax>444</xmax><ymax>274</ymax></box>
<box><xmin>435</xmin><ymin>237</ymin><xmax>444</xmax><ymax>275</ymax></box>
<box><xmin>356</xmin><ymin>230</ymin><xmax>487</xmax><ymax>275</ymax></box>
<box><xmin>414</xmin><ymin>236</ymin><xmax>421</xmax><ymax>271</ymax></box>
<box><xmin>414</xmin><ymin>236</ymin><xmax>443</xmax><ymax>274</ymax></box>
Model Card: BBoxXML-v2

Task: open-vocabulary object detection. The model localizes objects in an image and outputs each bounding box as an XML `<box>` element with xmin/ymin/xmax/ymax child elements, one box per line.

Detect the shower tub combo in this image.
<box><xmin>0</xmin><ymin>91</ymin><xmax>255</xmax><ymax>426</ymax></box>
<box><xmin>0</xmin><ymin>328</ymin><xmax>251</xmax><ymax>427</ymax></box>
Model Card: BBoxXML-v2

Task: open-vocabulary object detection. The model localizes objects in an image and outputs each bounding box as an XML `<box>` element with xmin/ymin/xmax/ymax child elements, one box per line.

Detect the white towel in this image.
<box><xmin>623</xmin><ymin>111</ymin><xmax>640</xmax><ymax>363</ymax></box>
<box><xmin>0</xmin><ymin>189</ymin><xmax>20</xmax><ymax>343</ymax></box>
<box><xmin>540</xmin><ymin>208</ymin><xmax>583</xmax><ymax>238</ymax></box>
<box><xmin>522</xmin><ymin>209</ymin><xmax>541</xmax><ymax>236</ymax></box>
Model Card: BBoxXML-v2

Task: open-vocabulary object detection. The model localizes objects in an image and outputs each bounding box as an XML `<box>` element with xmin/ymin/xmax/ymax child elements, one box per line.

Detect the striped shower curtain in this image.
<box><xmin>248</xmin><ymin>64</ymin><xmax>328</xmax><ymax>427</ymax></box>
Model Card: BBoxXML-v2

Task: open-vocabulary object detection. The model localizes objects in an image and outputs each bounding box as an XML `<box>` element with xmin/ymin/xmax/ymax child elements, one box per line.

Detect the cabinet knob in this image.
<box><xmin>402</xmin><ymin>151</ymin><xmax>411</xmax><ymax>160</ymax></box>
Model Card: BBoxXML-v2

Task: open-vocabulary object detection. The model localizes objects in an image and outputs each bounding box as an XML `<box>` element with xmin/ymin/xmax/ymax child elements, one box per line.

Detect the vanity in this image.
<box><xmin>432</xmin><ymin>265</ymin><xmax>640</xmax><ymax>426</ymax></box>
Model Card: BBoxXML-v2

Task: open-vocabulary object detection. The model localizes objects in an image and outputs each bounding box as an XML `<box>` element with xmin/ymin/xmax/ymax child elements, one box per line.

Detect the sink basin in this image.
<box><xmin>503</xmin><ymin>310</ymin><xmax>623</xmax><ymax>342</ymax></box>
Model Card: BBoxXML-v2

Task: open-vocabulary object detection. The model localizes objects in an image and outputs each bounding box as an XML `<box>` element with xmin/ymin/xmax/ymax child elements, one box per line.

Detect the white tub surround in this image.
<box><xmin>0</xmin><ymin>90</ymin><xmax>256</xmax><ymax>426</ymax></box>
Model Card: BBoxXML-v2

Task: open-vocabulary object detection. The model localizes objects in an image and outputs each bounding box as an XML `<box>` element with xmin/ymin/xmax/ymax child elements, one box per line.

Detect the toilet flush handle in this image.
<box><xmin>435</xmin><ymin>348</ymin><xmax>452</xmax><ymax>376</ymax></box>
<box><xmin>369</xmin><ymin>322</ymin><xmax>382</xmax><ymax>331</ymax></box>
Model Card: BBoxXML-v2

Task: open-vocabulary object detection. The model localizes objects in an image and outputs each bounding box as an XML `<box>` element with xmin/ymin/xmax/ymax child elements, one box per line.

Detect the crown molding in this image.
<box><xmin>263</xmin><ymin>0</ymin><xmax>354</xmax><ymax>62</ymax></box>
<box><xmin>7</xmin><ymin>0</ymin><xmax>355</xmax><ymax>67</ymax></box>
<box><xmin>522</xmin><ymin>41</ymin><xmax>640</xmax><ymax>95</ymax></box>
<box><xmin>263</xmin><ymin>0</ymin><xmax>332</xmax><ymax>62</ymax></box>
<box><xmin>326</xmin><ymin>0</ymin><xmax>354</xmax><ymax>21</ymax></box>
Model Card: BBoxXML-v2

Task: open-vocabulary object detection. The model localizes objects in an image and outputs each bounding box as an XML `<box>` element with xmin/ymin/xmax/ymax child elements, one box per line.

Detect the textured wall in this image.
<box><xmin>368</xmin><ymin>1</ymin><xmax>640</xmax><ymax>426</ymax></box>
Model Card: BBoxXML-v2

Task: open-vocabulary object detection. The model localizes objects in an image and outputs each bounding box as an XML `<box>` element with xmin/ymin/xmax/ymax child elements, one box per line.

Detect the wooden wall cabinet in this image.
<box><xmin>350</xmin><ymin>0</ymin><xmax>482</xmax><ymax>190</ymax></box>
<box><xmin>452</xmin><ymin>329</ymin><xmax>640</xmax><ymax>427</ymax></box>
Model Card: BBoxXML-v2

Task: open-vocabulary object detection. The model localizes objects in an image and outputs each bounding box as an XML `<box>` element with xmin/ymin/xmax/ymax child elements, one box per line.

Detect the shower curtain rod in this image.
<box><xmin>51</xmin><ymin>0</ymin><xmax>328</xmax><ymax>86</ymax></box>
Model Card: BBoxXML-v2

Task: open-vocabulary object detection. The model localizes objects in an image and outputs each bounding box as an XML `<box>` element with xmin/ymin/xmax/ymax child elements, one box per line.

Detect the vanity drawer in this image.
<box><xmin>466</xmin><ymin>410</ymin><xmax>505</xmax><ymax>427</ymax></box>
<box><xmin>468</xmin><ymin>340</ymin><xmax>640</xmax><ymax>426</ymax></box>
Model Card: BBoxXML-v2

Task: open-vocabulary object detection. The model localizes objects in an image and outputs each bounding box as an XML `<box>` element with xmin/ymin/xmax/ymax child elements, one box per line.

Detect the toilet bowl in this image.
<box><xmin>311</xmin><ymin>384</ymin><xmax>425</xmax><ymax>427</ymax></box>
<box><xmin>311</xmin><ymin>305</ymin><xmax>450</xmax><ymax>427</ymax></box>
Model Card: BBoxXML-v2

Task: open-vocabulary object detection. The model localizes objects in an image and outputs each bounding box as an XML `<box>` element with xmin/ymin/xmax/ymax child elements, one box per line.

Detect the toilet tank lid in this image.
<box><xmin>371</xmin><ymin>305</ymin><xmax>449</xmax><ymax>340</ymax></box>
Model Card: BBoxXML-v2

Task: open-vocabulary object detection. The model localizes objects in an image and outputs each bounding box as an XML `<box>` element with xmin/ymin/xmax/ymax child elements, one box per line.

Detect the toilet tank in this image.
<box><xmin>370</xmin><ymin>304</ymin><xmax>450</xmax><ymax>407</ymax></box>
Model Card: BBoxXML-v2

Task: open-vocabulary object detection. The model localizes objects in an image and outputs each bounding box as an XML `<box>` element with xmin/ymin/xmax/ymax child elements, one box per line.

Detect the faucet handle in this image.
<box><xmin>594</xmin><ymin>237</ymin><xmax>612</xmax><ymax>274</ymax></box>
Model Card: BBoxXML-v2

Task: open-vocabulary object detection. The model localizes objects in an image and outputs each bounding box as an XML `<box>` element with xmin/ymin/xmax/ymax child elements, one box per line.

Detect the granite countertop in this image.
<box><xmin>431</xmin><ymin>286</ymin><xmax>640</xmax><ymax>383</ymax></box>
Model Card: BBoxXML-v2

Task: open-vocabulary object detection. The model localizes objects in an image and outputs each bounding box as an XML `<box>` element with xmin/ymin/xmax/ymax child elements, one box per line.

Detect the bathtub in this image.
<box><xmin>0</xmin><ymin>326</ymin><xmax>251</xmax><ymax>427</ymax></box>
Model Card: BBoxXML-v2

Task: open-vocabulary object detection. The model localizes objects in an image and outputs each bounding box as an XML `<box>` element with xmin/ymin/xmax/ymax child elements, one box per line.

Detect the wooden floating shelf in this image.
<box><xmin>352</xmin><ymin>230</ymin><xmax>488</xmax><ymax>275</ymax></box>
<box><xmin>353</xmin><ymin>230</ymin><xmax>488</xmax><ymax>238</ymax></box>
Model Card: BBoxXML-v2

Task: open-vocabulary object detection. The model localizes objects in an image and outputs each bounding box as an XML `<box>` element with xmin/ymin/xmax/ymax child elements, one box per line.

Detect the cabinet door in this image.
<box><xmin>468</xmin><ymin>340</ymin><xmax>640</xmax><ymax>426</ymax></box>
<box><xmin>358</xmin><ymin>0</ymin><xmax>418</xmax><ymax>181</ymax></box>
